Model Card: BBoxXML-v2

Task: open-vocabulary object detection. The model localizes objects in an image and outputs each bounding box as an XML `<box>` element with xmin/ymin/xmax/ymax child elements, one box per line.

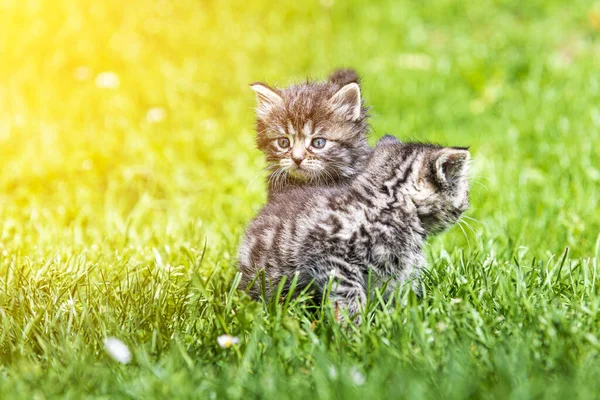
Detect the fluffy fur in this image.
<box><xmin>251</xmin><ymin>69</ymin><xmax>370</xmax><ymax>197</ymax></box>
<box><xmin>238</xmin><ymin>137</ymin><xmax>471</xmax><ymax>320</ymax></box>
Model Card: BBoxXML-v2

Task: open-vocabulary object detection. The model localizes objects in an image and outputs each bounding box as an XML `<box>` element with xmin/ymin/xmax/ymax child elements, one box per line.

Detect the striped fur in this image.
<box><xmin>250</xmin><ymin>69</ymin><xmax>370</xmax><ymax>197</ymax></box>
<box><xmin>238</xmin><ymin>137</ymin><xmax>471</xmax><ymax>320</ymax></box>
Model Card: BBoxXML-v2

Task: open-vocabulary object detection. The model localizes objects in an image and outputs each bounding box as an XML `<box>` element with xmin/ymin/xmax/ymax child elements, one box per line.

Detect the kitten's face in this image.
<box><xmin>414</xmin><ymin>147</ymin><xmax>470</xmax><ymax>234</ymax></box>
<box><xmin>251</xmin><ymin>77</ymin><xmax>369</xmax><ymax>189</ymax></box>
<box><xmin>372</xmin><ymin>138</ymin><xmax>471</xmax><ymax>234</ymax></box>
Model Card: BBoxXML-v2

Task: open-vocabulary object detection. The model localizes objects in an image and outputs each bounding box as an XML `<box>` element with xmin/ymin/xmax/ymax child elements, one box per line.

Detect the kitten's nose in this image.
<box><xmin>292</xmin><ymin>156</ymin><xmax>303</xmax><ymax>166</ymax></box>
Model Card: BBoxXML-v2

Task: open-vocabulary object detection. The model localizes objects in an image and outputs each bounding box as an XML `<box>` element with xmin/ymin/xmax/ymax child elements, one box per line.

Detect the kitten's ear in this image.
<box><xmin>328</xmin><ymin>82</ymin><xmax>362</xmax><ymax>121</ymax></box>
<box><xmin>250</xmin><ymin>82</ymin><xmax>283</xmax><ymax>115</ymax></box>
<box><xmin>434</xmin><ymin>148</ymin><xmax>470</xmax><ymax>186</ymax></box>
<box><xmin>375</xmin><ymin>135</ymin><xmax>400</xmax><ymax>148</ymax></box>
<box><xmin>328</xmin><ymin>68</ymin><xmax>359</xmax><ymax>85</ymax></box>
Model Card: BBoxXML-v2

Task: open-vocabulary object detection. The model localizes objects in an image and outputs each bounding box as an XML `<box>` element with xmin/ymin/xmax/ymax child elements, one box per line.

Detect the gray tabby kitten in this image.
<box><xmin>238</xmin><ymin>136</ymin><xmax>470</xmax><ymax>319</ymax></box>
<box><xmin>251</xmin><ymin>69</ymin><xmax>370</xmax><ymax>196</ymax></box>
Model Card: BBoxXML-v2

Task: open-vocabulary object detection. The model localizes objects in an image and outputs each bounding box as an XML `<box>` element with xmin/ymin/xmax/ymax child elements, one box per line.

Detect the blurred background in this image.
<box><xmin>0</xmin><ymin>0</ymin><xmax>599</xmax><ymax>264</ymax></box>
<box><xmin>2</xmin><ymin>1</ymin><xmax>600</xmax><ymax>397</ymax></box>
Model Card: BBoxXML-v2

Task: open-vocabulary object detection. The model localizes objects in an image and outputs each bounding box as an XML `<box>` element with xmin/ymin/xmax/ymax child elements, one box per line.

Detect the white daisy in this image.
<box><xmin>217</xmin><ymin>334</ymin><xmax>240</xmax><ymax>348</ymax></box>
<box><xmin>103</xmin><ymin>337</ymin><xmax>132</xmax><ymax>364</ymax></box>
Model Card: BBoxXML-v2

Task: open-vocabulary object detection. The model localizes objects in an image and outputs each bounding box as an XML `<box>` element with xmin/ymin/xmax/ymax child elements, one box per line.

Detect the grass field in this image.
<box><xmin>1</xmin><ymin>0</ymin><xmax>600</xmax><ymax>398</ymax></box>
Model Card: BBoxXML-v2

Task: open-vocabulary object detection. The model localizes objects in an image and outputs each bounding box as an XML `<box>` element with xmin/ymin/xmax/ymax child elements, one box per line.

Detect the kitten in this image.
<box><xmin>238</xmin><ymin>136</ymin><xmax>470</xmax><ymax>319</ymax></box>
<box><xmin>250</xmin><ymin>69</ymin><xmax>371</xmax><ymax>196</ymax></box>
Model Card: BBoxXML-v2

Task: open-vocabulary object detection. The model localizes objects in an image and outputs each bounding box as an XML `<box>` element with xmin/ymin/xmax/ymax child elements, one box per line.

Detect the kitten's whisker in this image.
<box><xmin>274</xmin><ymin>167</ymin><xmax>287</xmax><ymax>193</ymax></box>
<box><xmin>323</xmin><ymin>165</ymin><xmax>342</xmax><ymax>182</ymax></box>
<box><xmin>459</xmin><ymin>218</ymin><xmax>477</xmax><ymax>235</ymax></box>
<box><xmin>247</xmin><ymin>165</ymin><xmax>277</xmax><ymax>191</ymax></box>
<box><xmin>462</xmin><ymin>215</ymin><xmax>487</xmax><ymax>230</ymax></box>
<box><xmin>331</xmin><ymin>166</ymin><xmax>342</xmax><ymax>180</ymax></box>
<box><xmin>269</xmin><ymin>167</ymin><xmax>286</xmax><ymax>193</ymax></box>
<box><xmin>462</xmin><ymin>215</ymin><xmax>485</xmax><ymax>229</ymax></box>
<box><xmin>321</xmin><ymin>168</ymin><xmax>335</xmax><ymax>185</ymax></box>
<box><xmin>456</xmin><ymin>220</ymin><xmax>471</xmax><ymax>246</ymax></box>
<box><xmin>471</xmin><ymin>180</ymin><xmax>489</xmax><ymax>191</ymax></box>
<box><xmin>267</xmin><ymin>168</ymin><xmax>277</xmax><ymax>188</ymax></box>
<box><xmin>281</xmin><ymin>170</ymin><xmax>289</xmax><ymax>192</ymax></box>
<box><xmin>274</xmin><ymin>168</ymin><xmax>285</xmax><ymax>193</ymax></box>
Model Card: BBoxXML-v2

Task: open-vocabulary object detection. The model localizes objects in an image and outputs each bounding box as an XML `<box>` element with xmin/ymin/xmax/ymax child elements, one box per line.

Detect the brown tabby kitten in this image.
<box><xmin>251</xmin><ymin>69</ymin><xmax>370</xmax><ymax>196</ymax></box>
<box><xmin>238</xmin><ymin>136</ymin><xmax>471</xmax><ymax>321</ymax></box>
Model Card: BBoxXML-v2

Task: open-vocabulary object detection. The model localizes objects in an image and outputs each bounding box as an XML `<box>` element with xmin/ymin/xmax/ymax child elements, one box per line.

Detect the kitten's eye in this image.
<box><xmin>311</xmin><ymin>138</ymin><xmax>326</xmax><ymax>149</ymax></box>
<box><xmin>277</xmin><ymin>138</ymin><xmax>290</xmax><ymax>148</ymax></box>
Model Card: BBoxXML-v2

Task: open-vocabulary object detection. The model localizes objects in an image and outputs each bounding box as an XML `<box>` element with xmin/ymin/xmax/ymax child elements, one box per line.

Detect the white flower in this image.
<box><xmin>95</xmin><ymin>72</ymin><xmax>120</xmax><ymax>89</ymax></box>
<box><xmin>146</xmin><ymin>107</ymin><xmax>167</xmax><ymax>123</ymax></box>
<box><xmin>217</xmin><ymin>334</ymin><xmax>239</xmax><ymax>348</ymax></box>
<box><xmin>450</xmin><ymin>298</ymin><xmax>462</xmax><ymax>305</ymax></box>
<box><xmin>103</xmin><ymin>337</ymin><xmax>132</xmax><ymax>364</ymax></box>
<box><xmin>350</xmin><ymin>367</ymin><xmax>366</xmax><ymax>385</ymax></box>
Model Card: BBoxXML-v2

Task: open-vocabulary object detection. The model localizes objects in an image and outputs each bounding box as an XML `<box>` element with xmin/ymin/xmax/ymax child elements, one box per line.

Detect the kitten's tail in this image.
<box><xmin>328</xmin><ymin>68</ymin><xmax>360</xmax><ymax>86</ymax></box>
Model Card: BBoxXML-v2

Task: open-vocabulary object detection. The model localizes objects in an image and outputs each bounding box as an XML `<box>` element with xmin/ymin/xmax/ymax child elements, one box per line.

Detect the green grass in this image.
<box><xmin>1</xmin><ymin>0</ymin><xmax>600</xmax><ymax>398</ymax></box>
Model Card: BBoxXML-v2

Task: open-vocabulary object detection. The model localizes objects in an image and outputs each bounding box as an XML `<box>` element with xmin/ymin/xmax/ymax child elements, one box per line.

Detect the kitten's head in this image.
<box><xmin>251</xmin><ymin>69</ymin><xmax>370</xmax><ymax>190</ymax></box>
<box><xmin>369</xmin><ymin>136</ymin><xmax>471</xmax><ymax>235</ymax></box>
